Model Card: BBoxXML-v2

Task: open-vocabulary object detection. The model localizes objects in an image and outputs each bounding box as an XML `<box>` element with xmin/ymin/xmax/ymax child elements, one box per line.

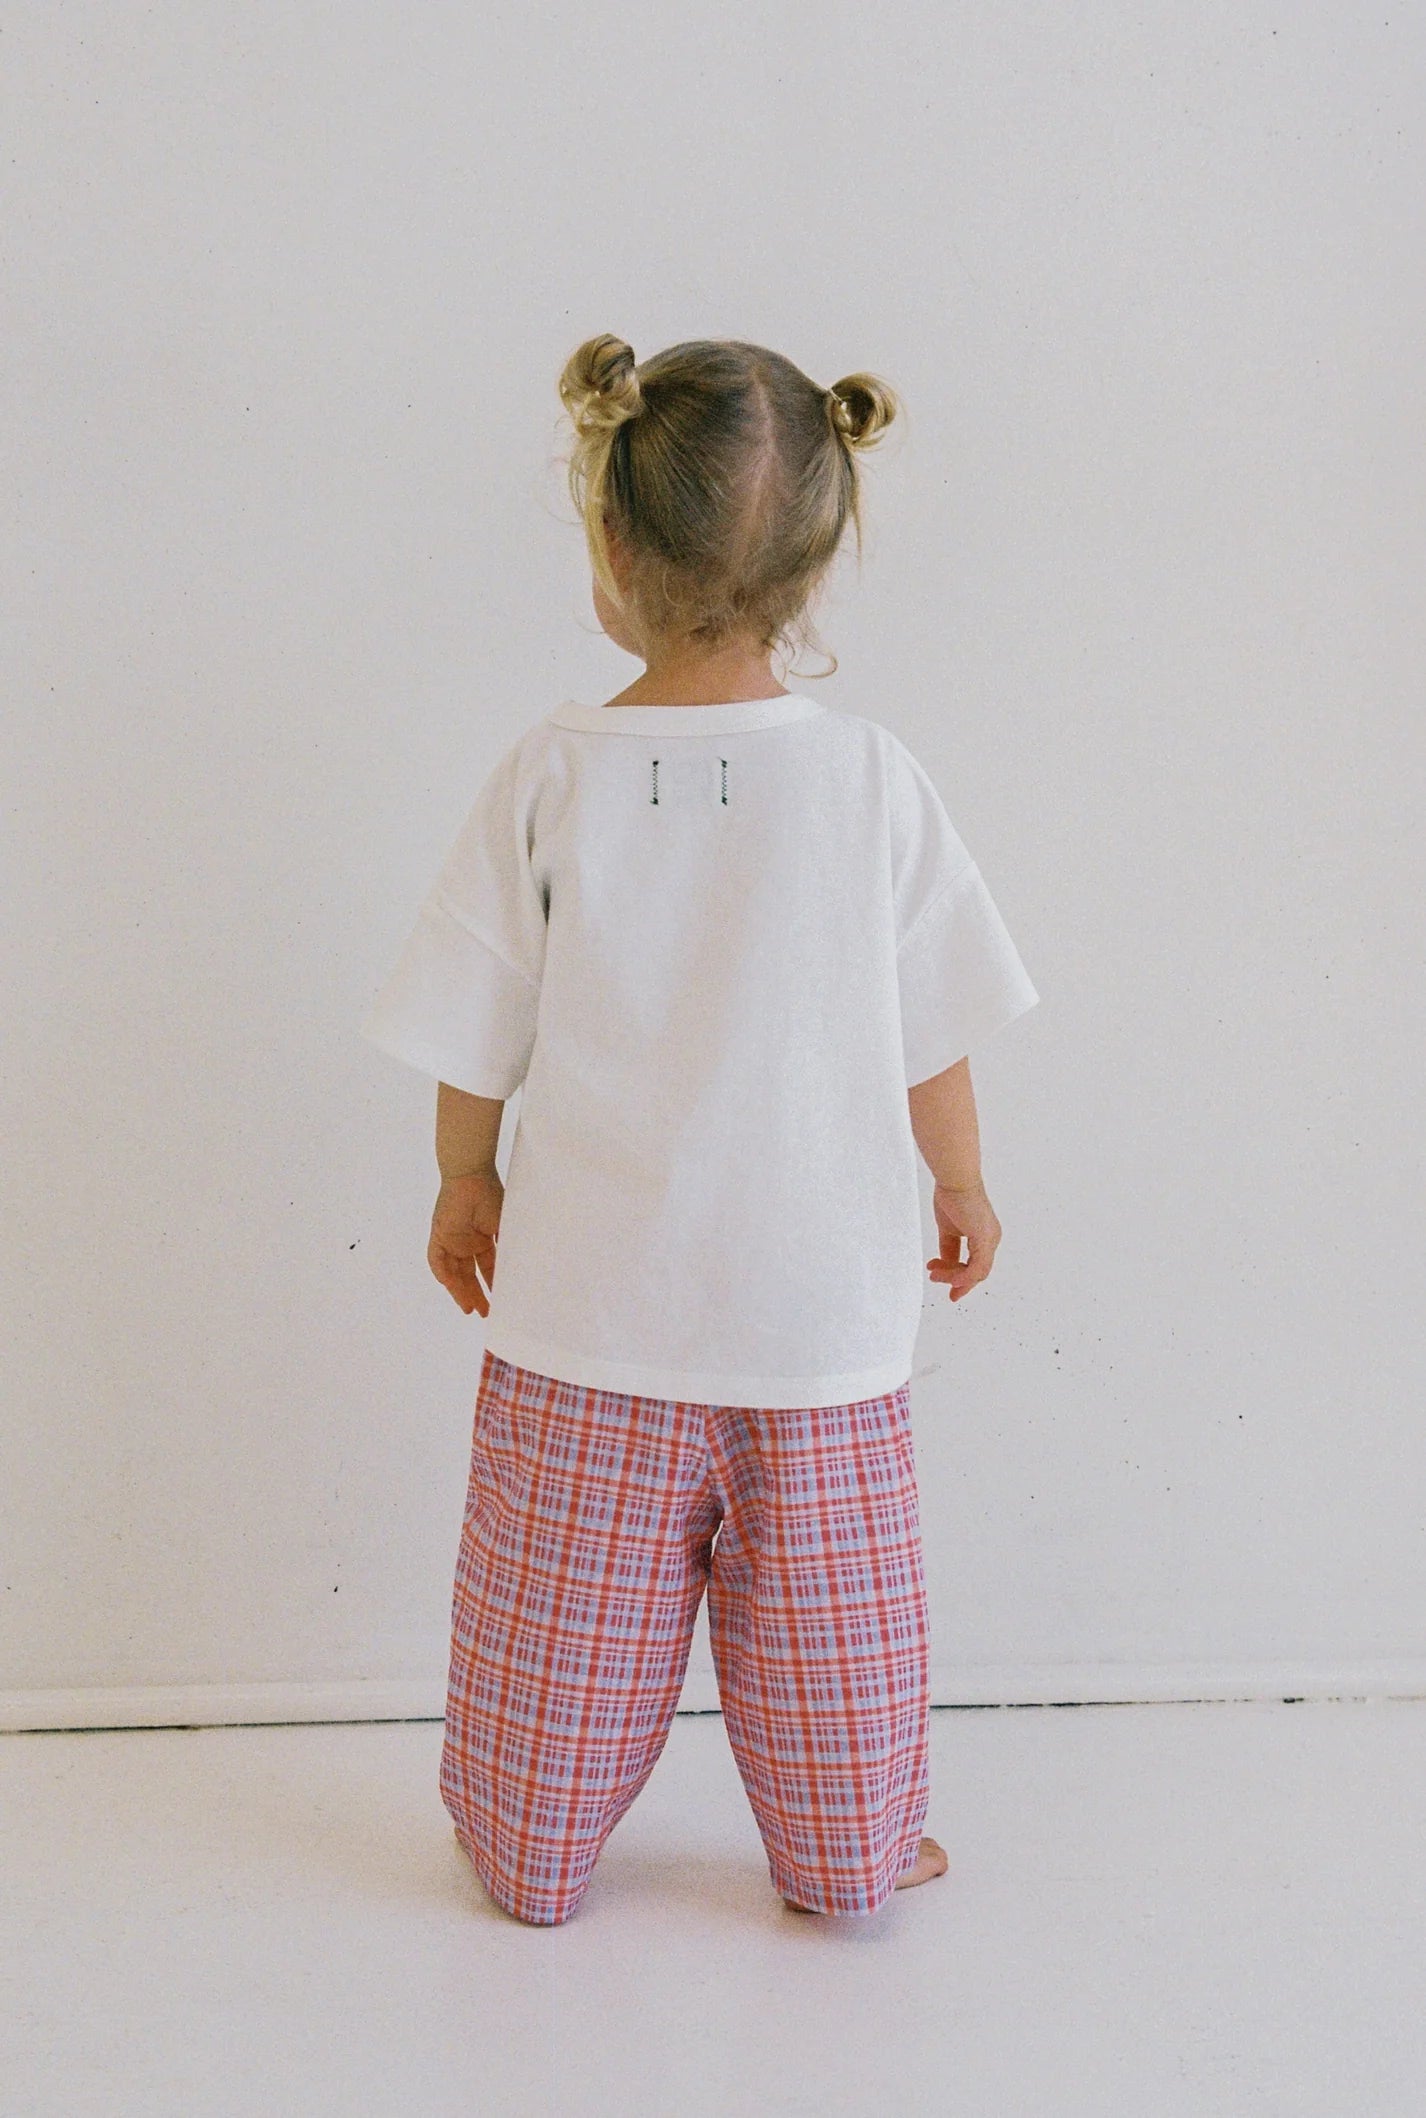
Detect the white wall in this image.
<box><xmin>5</xmin><ymin>3</ymin><xmax>1423</xmax><ymax>1726</ymax></box>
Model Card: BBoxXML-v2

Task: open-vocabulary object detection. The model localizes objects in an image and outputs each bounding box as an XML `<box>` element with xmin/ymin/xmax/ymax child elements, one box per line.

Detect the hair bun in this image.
<box><xmin>827</xmin><ymin>373</ymin><xmax>898</xmax><ymax>449</ymax></box>
<box><xmin>558</xmin><ymin>333</ymin><xmax>642</xmax><ymax>436</ymax></box>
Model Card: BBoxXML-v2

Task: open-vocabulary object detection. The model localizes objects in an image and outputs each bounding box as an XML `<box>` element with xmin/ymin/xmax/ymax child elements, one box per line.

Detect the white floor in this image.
<box><xmin>2</xmin><ymin>1699</ymin><xmax>1422</xmax><ymax>2116</ymax></box>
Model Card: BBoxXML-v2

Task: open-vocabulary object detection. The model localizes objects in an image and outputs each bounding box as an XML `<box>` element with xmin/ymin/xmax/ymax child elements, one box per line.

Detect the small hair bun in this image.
<box><xmin>559</xmin><ymin>333</ymin><xmax>642</xmax><ymax>436</ymax></box>
<box><xmin>826</xmin><ymin>373</ymin><xmax>898</xmax><ymax>449</ymax></box>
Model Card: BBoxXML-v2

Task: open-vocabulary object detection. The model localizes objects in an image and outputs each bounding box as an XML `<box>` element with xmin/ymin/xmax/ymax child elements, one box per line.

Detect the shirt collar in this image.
<box><xmin>548</xmin><ymin>695</ymin><xmax>827</xmax><ymax>736</ymax></box>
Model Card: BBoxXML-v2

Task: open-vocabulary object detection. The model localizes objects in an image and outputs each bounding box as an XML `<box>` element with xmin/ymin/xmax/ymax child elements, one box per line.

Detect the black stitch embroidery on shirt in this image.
<box><xmin>720</xmin><ymin>758</ymin><xmax>728</xmax><ymax>804</ymax></box>
<box><xmin>650</xmin><ymin>758</ymin><xmax>659</xmax><ymax>804</ymax></box>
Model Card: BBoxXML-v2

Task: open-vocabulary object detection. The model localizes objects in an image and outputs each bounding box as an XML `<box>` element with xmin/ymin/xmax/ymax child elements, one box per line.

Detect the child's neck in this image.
<box><xmin>607</xmin><ymin>648</ymin><xmax>790</xmax><ymax>708</ymax></box>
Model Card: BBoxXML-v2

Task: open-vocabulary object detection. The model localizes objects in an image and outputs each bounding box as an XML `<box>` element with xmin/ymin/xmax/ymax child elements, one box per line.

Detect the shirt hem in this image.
<box><xmin>903</xmin><ymin>984</ymin><xmax>1041</xmax><ymax>1088</ymax></box>
<box><xmin>359</xmin><ymin>1015</ymin><xmax>523</xmax><ymax>1101</ymax></box>
<box><xmin>480</xmin><ymin>1323</ymin><xmax>913</xmax><ymax>1410</ymax></box>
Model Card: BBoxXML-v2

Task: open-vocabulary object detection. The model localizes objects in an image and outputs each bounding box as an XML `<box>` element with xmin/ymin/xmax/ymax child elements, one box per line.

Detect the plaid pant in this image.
<box><xmin>440</xmin><ymin>1348</ymin><xmax>931</xmax><ymax>1924</ymax></box>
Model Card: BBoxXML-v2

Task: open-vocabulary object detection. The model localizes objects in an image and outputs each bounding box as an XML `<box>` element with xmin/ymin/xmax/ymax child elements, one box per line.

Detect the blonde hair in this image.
<box><xmin>557</xmin><ymin>334</ymin><xmax>900</xmax><ymax>675</ymax></box>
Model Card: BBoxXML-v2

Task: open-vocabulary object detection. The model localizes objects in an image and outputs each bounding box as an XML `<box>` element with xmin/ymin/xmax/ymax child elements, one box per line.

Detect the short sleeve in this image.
<box><xmin>360</xmin><ymin>735</ymin><xmax>548</xmax><ymax>1099</ymax></box>
<box><xmin>886</xmin><ymin>735</ymin><xmax>1040</xmax><ymax>1088</ymax></box>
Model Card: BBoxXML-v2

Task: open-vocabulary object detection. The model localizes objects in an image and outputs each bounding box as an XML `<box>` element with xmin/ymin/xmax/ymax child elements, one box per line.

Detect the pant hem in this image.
<box><xmin>450</xmin><ymin>1822</ymin><xmax>588</xmax><ymax>1927</ymax></box>
<box><xmin>769</xmin><ymin>1822</ymin><xmax>929</xmax><ymax>1917</ymax></box>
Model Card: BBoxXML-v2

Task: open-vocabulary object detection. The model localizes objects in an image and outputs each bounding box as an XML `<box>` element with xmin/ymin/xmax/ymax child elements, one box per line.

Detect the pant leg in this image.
<box><xmin>705</xmin><ymin>1382</ymin><xmax>931</xmax><ymax>1916</ymax></box>
<box><xmin>440</xmin><ymin>1350</ymin><xmax>719</xmax><ymax>1925</ymax></box>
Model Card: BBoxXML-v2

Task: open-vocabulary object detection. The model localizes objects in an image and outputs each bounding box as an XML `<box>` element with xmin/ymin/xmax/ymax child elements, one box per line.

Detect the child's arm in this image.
<box><xmin>906</xmin><ymin>1057</ymin><xmax>1003</xmax><ymax>1301</ymax></box>
<box><xmin>428</xmin><ymin>1083</ymin><xmax>506</xmax><ymax>1316</ymax></box>
<box><xmin>436</xmin><ymin>1080</ymin><xmax>503</xmax><ymax>1180</ymax></box>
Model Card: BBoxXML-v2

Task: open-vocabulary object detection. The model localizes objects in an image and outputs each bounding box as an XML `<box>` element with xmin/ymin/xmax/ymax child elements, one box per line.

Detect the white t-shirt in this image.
<box><xmin>361</xmin><ymin>694</ymin><xmax>1039</xmax><ymax>1409</ymax></box>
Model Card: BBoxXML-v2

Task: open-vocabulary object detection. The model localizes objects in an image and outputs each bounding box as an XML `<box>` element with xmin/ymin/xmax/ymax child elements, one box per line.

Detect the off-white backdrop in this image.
<box><xmin>5</xmin><ymin>5</ymin><xmax>1423</xmax><ymax>1729</ymax></box>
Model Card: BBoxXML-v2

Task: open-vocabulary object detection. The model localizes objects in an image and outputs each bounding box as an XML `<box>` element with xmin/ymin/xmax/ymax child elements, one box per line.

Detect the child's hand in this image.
<box><xmin>428</xmin><ymin>1171</ymin><xmax>504</xmax><ymax>1316</ymax></box>
<box><xmin>926</xmin><ymin>1178</ymin><xmax>1002</xmax><ymax>1301</ymax></box>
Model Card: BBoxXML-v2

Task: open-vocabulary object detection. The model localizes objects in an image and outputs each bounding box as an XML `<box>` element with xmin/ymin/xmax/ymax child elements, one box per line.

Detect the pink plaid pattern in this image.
<box><xmin>440</xmin><ymin>1347</ymin><xmax>930</xmax><ymax>1923</ymax></box>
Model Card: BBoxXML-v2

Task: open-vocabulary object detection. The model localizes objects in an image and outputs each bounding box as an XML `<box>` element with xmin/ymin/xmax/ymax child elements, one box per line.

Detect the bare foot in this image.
<box><xmin>781</xmin><ymin>1834</ymin><xmax>948</xmax><ymax>1912</ymax></box>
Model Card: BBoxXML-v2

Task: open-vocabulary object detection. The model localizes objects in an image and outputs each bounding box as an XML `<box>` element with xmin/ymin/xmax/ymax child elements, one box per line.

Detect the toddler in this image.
<box><xmin>362</xmin><ymin>333</ymin><xmax>1039</xmax><ymax>1924</ymax></box>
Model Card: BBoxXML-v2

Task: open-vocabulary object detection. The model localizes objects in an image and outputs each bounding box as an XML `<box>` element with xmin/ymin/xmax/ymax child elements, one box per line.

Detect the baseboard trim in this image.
<box><xmin>4</xmin><ymin>1659</ymin><xmax>1424</xmax><ymax>1733</ymax></box>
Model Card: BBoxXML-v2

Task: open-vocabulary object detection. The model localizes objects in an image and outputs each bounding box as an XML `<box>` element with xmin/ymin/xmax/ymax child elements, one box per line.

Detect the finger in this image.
<box><xmin>948</xmin><ymin>1249</ymin><xmax>996</xmax><ymax>1299</ymax></box>
<box><xmin>432</xmin><ymin>1243</ymin><xmax>488</xmax><ymax>1316</ymax></box>
<box><xmin>434</xmin><ymin>1224</ymin><xmax>496</xmax><ymax>1264</ymax></box>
